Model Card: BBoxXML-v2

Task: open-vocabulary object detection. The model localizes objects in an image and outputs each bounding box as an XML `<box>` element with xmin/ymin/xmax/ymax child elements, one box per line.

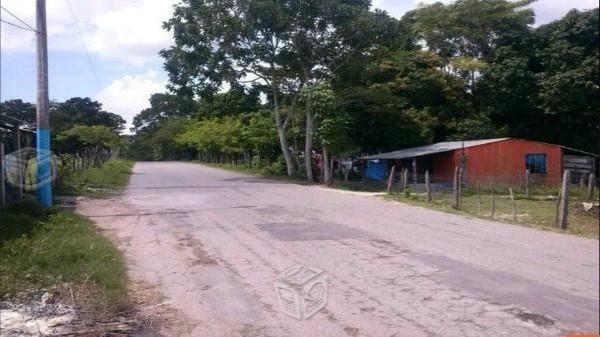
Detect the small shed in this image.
<box><xmin>360</xmin><ymin>138</ymin><xmax>598</xmax><ymax>185</ymax></box>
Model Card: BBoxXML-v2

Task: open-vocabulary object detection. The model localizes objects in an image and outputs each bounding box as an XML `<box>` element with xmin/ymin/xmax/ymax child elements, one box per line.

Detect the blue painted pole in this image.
<box><xmin>36</xmin><ymin>0</ymin><xmax>52</xmax><ymax>207</ymax></box>
<box><xmin>36</xmin><ymin>129</ymin><xmax>52</xmax><ymax>207</ymax></box>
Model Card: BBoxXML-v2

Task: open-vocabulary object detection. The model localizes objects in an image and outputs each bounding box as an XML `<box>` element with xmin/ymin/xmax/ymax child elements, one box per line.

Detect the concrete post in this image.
<box><xmin>588</xmin><ymin>174</ymin><xmax>595</xmax><ymax>200</ymax></box>
<box><xmin>36</xmin><ymin>0</ymin><xmax>52</xmax><ymax>207</ymax></box>
<box><xmin>386</xmin><ymin>165</ymin><xmax>396</xmax><ymax>194</ymax></box>
<box><xmin>477</xmin><ymin>181</ymin><xmax>481</xmax><ymax>214</ymax></box>
<box><xmin>557</xmin><ymin>170</ymin><xmax>570</xmax><ymax>229</ymax></box>
<box><xmin>452</xmin><ymin>166</ymin><xmax>459</xmax><ymax>209</ymax></box>
<box><xmin>490</xmin><ymin>183</ymin><xmax>496</xmax><ymax>219</ymax></box>
<box><xmin>425</xmin><ymin>170</ymin><xmax>431</xmax><ymax>202</ymax></box>
<box><xmin>525</xmin><ymin>169</ymin><xmax>530</xmax><ymax>199</ymax></box>
<box><xmin>509</xmin><ymin>187</ymin><xmax>517</xmax><ymax>221</ymax></box>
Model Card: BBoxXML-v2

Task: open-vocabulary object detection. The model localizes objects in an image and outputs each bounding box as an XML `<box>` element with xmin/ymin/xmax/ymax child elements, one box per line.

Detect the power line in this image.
<box><xmin>0</xmin><ymin>18</ymin><xmax>37</xmax><ymax>32</ymax></box>
<box><xmin>64</xmin><ymin>0</ymin><xmax>102</xmax><ymax>89</ymax></box>
<box><xmin>0</xmin><ymin>5</ymin><xmax>37</xmax><ymax>32</ymax></box>
<box><xmin>0</xmin><ymin>6</ymin><xmax>37</xmax><ymax>105</ymax></box>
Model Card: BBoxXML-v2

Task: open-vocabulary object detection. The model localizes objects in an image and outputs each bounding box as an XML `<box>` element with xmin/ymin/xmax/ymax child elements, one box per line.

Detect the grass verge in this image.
<box><xmin>57</xmin><ymin>159</ymin><xmax>134</xmax><ymax>198</ymax></box>
<box><xmin>331</xmin><ymin>180</ymin><xmax>388</xmax><ymax>192</ymax></box>
<box><xmin>383</xmin><ymin>190</ymin><xmax>599</xmax><ymax>239</ymax></box>
<box><xmin>189</xmin><ymin>161</ymin><xmax>307</xmax><ymax>183</ymax></box>
<box><xmin>0</xmin><ymin>200</ymin><xmax>128</xmax><ymax>312</ymax></box>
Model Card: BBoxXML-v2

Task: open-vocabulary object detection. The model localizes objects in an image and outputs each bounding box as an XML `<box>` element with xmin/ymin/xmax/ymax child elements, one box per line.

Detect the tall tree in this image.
<box><xmin>0</xmin><ymin>99</ymin><xmax>36</xmax><ymax>123</ymax></box>
<box><xmin>131</xmin><ymin>93</ymin><xmax>195</xmax><ymax>134</ymax></box>
<box><xmin>161</xmin><ymin>0</ymin><xmax>397</xmax><ymax>179</ymax></box>
<box><xmin>533</xmin><ymin>8</ymin><xmax>599</xmax><ymax>152</ymax></box>
<box><xmin>56</xmin><ymin>125</ymin><xmax>120</xmax><ymax>153</ymax></box>
<box><xmin>410</xmin><ymin>0</ymin><xmax>534</xmax><ymax>62</ymax></box>
<box><xmin>408</xmin><ymin>0</ymin><xmax>534</xmax><ymax>97</ymax></box>
<box><xmin>197</xmin><ymin>86</ymin><xmax>261</xmax><ymax>118</ymax></box>
<box><xmin>52</xmin><ymin>97</ymin><xmax>125</xmax><ymax>134</ymax></box>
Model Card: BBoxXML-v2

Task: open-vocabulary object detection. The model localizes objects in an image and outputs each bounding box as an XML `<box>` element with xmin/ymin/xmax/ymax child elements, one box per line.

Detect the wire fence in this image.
<box><xmin>337</xmin><ymin>166</ymin><xmax>599</xmax><ymax>236</ymax></box>
<box><xmin>0</xmin><ymin>142</ymin><xmax>116</xmax><ymax>207</ymax></box>
<box><xmin>386</xmin><ymin>167</ymin><xmax>599</xmax><ymax>233</ymax></box>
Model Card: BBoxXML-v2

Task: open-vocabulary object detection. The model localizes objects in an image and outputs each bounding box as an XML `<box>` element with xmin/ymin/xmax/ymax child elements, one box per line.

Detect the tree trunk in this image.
<box><xmin>329</xmin><ymin>154</ymin><xmax>335</xmax><ymax>185</ymax></box>
<box><xmin>277</xmin><ymin>125</ymin><xmax>295</xmax><ymax>176</ymax></box>
<box><xmin>304</xmin><ymin>105</ymin><xmax>314</xmax><ymax>182</ymax></box>
<box><xmin>303</xmin><ymin>66</ymin><xmax>314</xmax><ymax>182</ymax></box>
<box><xmin>322</xmin><ymin>146</ymin><xmax>330</xmax><ymax>185</ymax></box>
<box><xmin>343</xmin><ymin>164</ymin><xmax>349</xmax><ymax>182</ymax></box>
<box><xmin>272</xmin><ymin>84</ymin><xmax>295</xmax><ymax>176</ymax></box>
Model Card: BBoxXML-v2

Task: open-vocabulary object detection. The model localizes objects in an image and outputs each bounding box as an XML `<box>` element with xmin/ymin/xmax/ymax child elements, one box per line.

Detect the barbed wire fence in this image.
<box><xmin>341</xmin><ymin>164</ymin><xmax>599</xmax><ymax>232</ymax></box>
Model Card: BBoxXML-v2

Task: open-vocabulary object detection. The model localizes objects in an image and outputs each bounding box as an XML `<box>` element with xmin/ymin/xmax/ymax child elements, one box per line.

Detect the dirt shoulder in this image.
<box><xmin>0</xmin><ymin>160</ymin><xmax>163</xmax><ymax>336</ymax></box>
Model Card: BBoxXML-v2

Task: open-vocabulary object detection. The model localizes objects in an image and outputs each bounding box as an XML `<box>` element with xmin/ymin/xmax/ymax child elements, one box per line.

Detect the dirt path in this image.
<box><xmin>77</xmin><ymin>161</ymin><xmax>599</xmax><ymax>337</ymax></box>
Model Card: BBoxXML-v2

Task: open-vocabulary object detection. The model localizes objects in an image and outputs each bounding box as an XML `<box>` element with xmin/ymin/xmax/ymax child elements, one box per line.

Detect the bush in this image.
<box><xmin>0</xmin><ymin>200</ymin><xmax>54</xmax><ymax>243</ymax></box>
<box><xmin>261</xmin><ymin>156</ymin><xmax>288</xmax><ymax>176</ymax></box>
<box><xmin>58</xmin><ymin>159</ymin><xmax>134</xmax><ymax>197</ymax></box>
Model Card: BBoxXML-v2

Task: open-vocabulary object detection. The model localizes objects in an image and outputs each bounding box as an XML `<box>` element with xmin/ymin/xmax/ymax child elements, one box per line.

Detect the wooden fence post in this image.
<box><xmin>477</xmin><ymin>181</ymin><xmax>482</xmax><ymax>214</ymax></box>
<box><xmin>412</xmin><ymin>157</ymin><xmax>417</xmax><ymax>185</ymax></box>
<box><xmin>490</xmin><ymin>183</ymin><xmax>496</xmax><ymax>219</ymax></box>
<box><xmin>402</xmin><ymin>168</ymin><xmax>408</xmax><ymax>190</ymax></box>
<box><xmin>509</xmin><ymin>187</ymin><xmax>517</xmax><ymax>221</ymax></box>
<box><xmin>458</xmin><ymin>167</ymin><xmax>463</xmax><ymax>209</ymax></box>
<box><xmin>452</xmin><ymin>166</ymin><xmax>459</xmax><ymax>209</ymax></box>
<box><xmin>525</xmin><ymin>169</ymin><xmax>530</xmax><ymax>199</ymax></box>
<box><xmin>554</xmin><ymin>189</ymin><xmax>561</xmax><ymax>227</ymax></box>
<box><xmin>579</xmin><ymin>175</ymin><xmax>585</xmax><ymax>190</ymax></box>
<box><xmin>13</xmin><ymin>126</ymin><xmax>23</xmax><ymax>199</ymax></box>
<box><xmin>0</xmin><ymin>144</ymin><xmax>5</xmax><ymax>207</ymax></box>
<box><xmin>386</xmin><ymin>165</ymin><xmax>396</xmax><ymax>194</ymax></box>
<box><xmin>588</xmin><ymin>174</ymin><xmax>596</xmax><ymax>200</ymax></box>
<box><xmin>425</xmin><ymin>170</ymin><xmax>431</xmax><ymax>202</ymax></box>
<box><xmin>556</xmin><ymin>169</ymin><xmax>570</xmax><ymax>229</ymax></box>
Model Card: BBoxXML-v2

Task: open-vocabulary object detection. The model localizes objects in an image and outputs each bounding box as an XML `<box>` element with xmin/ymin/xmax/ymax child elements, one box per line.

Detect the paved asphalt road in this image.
<box><xmin>78</xmin><ymin>162</ymin><xmax>599</xmax><ymax>337</ymax></box>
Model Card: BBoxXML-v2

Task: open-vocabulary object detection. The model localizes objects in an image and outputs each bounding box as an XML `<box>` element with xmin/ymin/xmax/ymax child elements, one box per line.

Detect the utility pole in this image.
<box><xmin>36</xmin><ymin>0</ymin><xmax>52</xmax><ymax>207</ymax></box>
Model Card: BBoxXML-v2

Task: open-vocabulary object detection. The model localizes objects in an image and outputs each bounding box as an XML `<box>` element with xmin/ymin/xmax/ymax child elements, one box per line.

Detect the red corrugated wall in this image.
<box><xmin>432</xmin><ymin>139</ymin><xmax>563</xmax><ymax>185</ymax></box>
<box><xmin>431</xmin><ymin>151</ymin><xmax>457</xmax><ymax>182</ymax></box>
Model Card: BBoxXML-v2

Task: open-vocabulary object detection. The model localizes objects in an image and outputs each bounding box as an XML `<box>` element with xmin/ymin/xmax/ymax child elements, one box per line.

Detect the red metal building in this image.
<box><xmin>361</xmin><ymin>138</ymin><xmax>598</xmax><ymax>185</ymax></box>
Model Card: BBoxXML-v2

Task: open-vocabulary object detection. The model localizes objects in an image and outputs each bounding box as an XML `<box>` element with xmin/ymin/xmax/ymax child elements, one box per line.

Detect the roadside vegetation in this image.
<box><xmin>1</xmin><ymin>157</ymin><xmax>134</xmax><ymax>317</ymax></box>
<box><xmin>384</xmin><ymin>186</ymin><xmax>599</xmax><ymax>239</ymax></box>
<box><xmin>191</xmin><ymin>159</ymin><xmax>294</xmax><ymax>178</ymax></box>
<box><xmin>57</xmin><ymin>159</ymin><xmax>134</xmax><ymax>197</ymax></box>
<box><xmin>1</xmin><ymin>70</ymin><xmax>136</xmax><ymax>329</ymax></box>
<box><xmin>124</xmin><ymin>1</ymin><xmax>597</xmax><ymax>185</ymax></box>
<box><xmin>0</xmin><ymin>201</ymin><xmax>128</xmax><ymax>312</ymax></box>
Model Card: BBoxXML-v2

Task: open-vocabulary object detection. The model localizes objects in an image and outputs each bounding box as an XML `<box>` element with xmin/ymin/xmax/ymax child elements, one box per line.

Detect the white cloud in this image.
<box><xmin>531</xmin><ymin>0</ymin><xmax>598</xmax><ymax>25</ymax></box>
<box><xmin>0</xmin><ymin>0</ymin><xmax>177</xmax><ymax>64</ymax></box>
<box><xmin>371</xmin><ymin>0</ymin><xmax>386</xmax><ymax>8</ymax></box>
<box><xmin>96</xmin><ymin>71</ymin><xmax>166</xmax><ymax>132</ymax></box>
<box><xmin>372</xmin><ymin>0</ymin><xmax>597</xmax><ymax>23</ymax></box>
<box><xmin>86</xmin><ymin>0</ymin><xmax>177</xmax><ymax>65</ymax></box>
<box><xmin>4</xmin><ymin>0</ymin><xmax>595</xmax><ymax>63</ymax></box>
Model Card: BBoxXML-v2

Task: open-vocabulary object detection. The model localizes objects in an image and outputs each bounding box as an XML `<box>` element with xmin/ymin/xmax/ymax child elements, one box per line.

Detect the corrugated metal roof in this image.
<box><xmin>560</xmin><ymin>146</ymin><xmax>599</xmax><ymax>157</ymax></box>
<box><xmin>361</xmin><ymin>138</ymin><xmax>510</xmax><ymax>160</ymax></box>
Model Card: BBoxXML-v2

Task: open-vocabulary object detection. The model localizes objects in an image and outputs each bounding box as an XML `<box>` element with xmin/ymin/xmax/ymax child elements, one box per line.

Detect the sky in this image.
<box><xmin>0</xmin><ymin>0</ymin><xmax>597</xmax><ymax>131</ymax></box>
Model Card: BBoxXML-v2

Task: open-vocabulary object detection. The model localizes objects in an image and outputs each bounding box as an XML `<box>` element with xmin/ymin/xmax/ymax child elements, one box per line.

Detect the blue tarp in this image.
<box><xmin>365</xmin><ymin>160</ymin><xmax>387</xmax><ymax>181</ymax></box>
